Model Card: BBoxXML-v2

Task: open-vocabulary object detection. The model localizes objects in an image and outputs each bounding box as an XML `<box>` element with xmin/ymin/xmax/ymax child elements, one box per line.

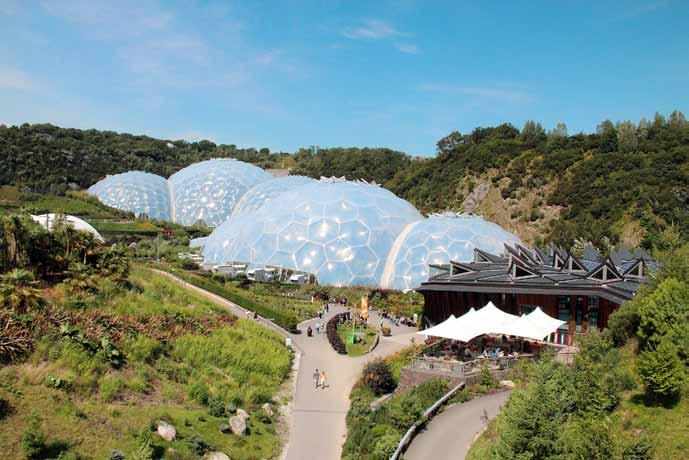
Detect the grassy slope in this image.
<box><xmin>0</xmin><ymin>267</ymin><xmax>291</xmax><ymax>460</ymax></box>
<box><xmin>158</xmin><ymin>267</ymin><xmax>318</xmax><ymax>331</ymax></box>
<box><xmin>466</xmin><ymin>342</ymin><xmax>689</xmax><ymax>460</ymax></box>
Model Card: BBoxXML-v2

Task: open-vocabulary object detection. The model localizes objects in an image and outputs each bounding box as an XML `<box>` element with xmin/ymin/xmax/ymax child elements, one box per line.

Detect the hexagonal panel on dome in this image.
<box><xmin>232</xmin><ymin>175</ymin><xmax>316</xmax><ymax>217</ymax></box>
<box><xmin>381</xmin><ymin>214</ymin><xmax>522</xmax><ymax>290</ymax></box>
<box><xmin>88</xmin><ymin>171</ymin><xmax>171</xmax><ymax>221</ymax></box>
<box><xmin>169</xmin><ymin>159</ymin><xmax>272</xmax><ymax>226</ymax></box>
<box><xmin>202</xmin><ymin>179</ymin><xmax>423</xmax><ymax>286</ymax></box>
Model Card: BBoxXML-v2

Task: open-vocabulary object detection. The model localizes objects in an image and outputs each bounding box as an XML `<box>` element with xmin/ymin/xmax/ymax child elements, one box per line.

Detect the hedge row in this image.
<box><xmin>159</xmin><ymin>267</ymin><xmax>300</xmax><ymax>332</ymax></box>
<box><xmin>327</xmin><ymin>313</ymin><xmax>348</xmax><ymax>354</ymax></box>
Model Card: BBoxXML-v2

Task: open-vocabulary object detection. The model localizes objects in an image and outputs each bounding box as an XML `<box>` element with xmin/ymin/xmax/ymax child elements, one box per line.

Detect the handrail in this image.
<box><xmin>389</xmin><ymin>382</ymin><xmax>466</xmax><ymax>460</ymax></box>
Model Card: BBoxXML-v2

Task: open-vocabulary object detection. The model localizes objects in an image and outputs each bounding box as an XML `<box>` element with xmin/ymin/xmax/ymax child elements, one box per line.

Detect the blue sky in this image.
<box><xmin>1</xmin><ymin>1</ymin><xmax>688</xmax><ymax>156</ymax></box>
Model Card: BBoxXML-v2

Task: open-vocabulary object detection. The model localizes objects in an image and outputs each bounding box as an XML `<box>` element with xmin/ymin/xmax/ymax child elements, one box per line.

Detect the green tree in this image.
<box><xmin>617</xmin><ymin>120</ymin><xmax>639</xmax><ymax>152</ymax></box>
<box><xmin>637</xmin><ymin>339</ymin><xmax>686</xmax><ymax>405</ymax></box>
<box><xmin>636</xmin><ymin>278</ymin><xmax>689</xmax><ymax>357</ymax></box>
<box><xmin>597</xmin><ymin>119</ymin><xmax>618</xmax><ymax>152</ymax></box>
<box><xmin>520</xmin><ymin>120</ymin><xmax>546</xmax><ymax>148</ymax></box>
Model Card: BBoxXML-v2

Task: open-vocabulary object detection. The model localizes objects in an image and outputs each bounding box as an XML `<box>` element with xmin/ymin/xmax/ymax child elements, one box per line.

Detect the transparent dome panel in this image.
<box><xmin>169</xmin><ymin>159</ymin><xmax>272</xmax><ymax>227</ymax></box>
<box><xmin>382</xmin><ymin>214</ymin><xmax>521</xmax><ymax>290</ymax></box>
<box><xmin>232</xmin><ymin>176</ymin><xmax>315</xmax><ymax>217</ymax></box>
<box><xmin>202</xmin><ymin>179</ymin><xmax>423</xmax><ymax>287</ymax></box>
<box><xmin>88</xmin><ymin>171</ymin><xmax>171</xmax><ymax>221</ymax></box>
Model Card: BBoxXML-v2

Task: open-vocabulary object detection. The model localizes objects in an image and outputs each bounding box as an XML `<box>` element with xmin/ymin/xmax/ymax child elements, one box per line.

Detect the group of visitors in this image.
<box><xmin>245</xmin><ymin>310</ymin><xmax>258</xmax><ymax>320</ymax></box>
<box><xmin>312</xmin><ymin>368</ymin><xmax>328</xmax><ymax>389</ymax></box>
<box><xmin>380</xmin><ymin>310</ymin><xmax>415</xmax><ymax>327</ymax></box>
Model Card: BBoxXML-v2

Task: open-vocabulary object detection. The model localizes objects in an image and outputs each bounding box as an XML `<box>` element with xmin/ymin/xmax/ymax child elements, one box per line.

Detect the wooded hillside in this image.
<box><xmin>2</xmin><ymin>112</ymin><xmax>688</xmax><ymax>248</ymax></box>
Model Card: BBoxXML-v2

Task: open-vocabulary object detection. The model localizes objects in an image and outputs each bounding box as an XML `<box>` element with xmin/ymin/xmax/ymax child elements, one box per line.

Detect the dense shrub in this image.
<box><xmin>623</xmin><ymin>439</ymin><xmax>654</xmax><ymax>460</ymax></box>
<box><xmin>637</xmin><ymin>339</ymin><xmax>686</xmax><ymax>405</ymax></box>
<box><xmin>326</xmin><ymin>314</ymin><xmax>347</xmax><ymax>354</ymax></box>
<box><xmin>124</xmin><ymin>335</ymin><xmax>163</xmax><ymax>364</ymax></box>
<box><xmin>362</xmin><ymin>359</ymin><xmax>396</xmax><ymax>396</ymax></box>
<box><xmin>0</xmin><ymin>397</ymin><xmax>11</xmax><ymax>419</ymax></box>
<box><xmin>637</xmin><ymin>278</ymin><xmax>689</xmax><ymax>358</ymax></box>
<box><xmin>343</xmin><ymin>379</ymin><xmax>448</xmax><ymax>460</ymax></box>
<box><xmin>21</xmin><ymin>413</ymin><xmax>47</xmax><ymax>459</ymax></box>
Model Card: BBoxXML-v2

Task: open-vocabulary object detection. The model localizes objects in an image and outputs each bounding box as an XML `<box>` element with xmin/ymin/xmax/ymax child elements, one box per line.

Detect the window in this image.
<box><xmin>575</xmin><ymin>297</ymin><xmax>584</xmax><ymax>332</ymax></box>
<box><xmin>588</xmin><ymin>296</ymin><xmax>599</xmax><ymax>329</ymax></box>
<box><xmin>519</xmin><ymin>304</ymin><xmax>538</xmax><ymax>315</ymax></box>
<box><xmin>558</xmin><ymin>296</ymin><xmax>571</xmax><ymax>323</ymax></box>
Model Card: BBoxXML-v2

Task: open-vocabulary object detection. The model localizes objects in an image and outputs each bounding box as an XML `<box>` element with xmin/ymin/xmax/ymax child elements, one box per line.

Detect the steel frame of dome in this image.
<box><xmin>168</xmin><ymin>159</ymin><xmax>272</xmax><ymax>226</ymax></box>
<box><xmin>87</xmin><ymin>171</ymin><xmax>171</xmax><ymax>221</ymax></box>
<box><xmin>381</xmin><ymin>213</ymin><xmax>522</xmax><ymax>290</ymax></box>
<box><xmin>231</xmin><ymin>175</ymin><xmax>316</xmax><ymax>217</ymax></box>
<box><xmin>202</xmin><ymin>179</ymin><xmax>423</xmax><ymax>287</ymax></box>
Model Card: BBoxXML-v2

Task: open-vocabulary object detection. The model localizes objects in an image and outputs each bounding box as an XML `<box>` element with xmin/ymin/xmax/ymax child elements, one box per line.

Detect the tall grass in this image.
<box><xmin>172</xmin><ymin>319</ymin><xmax>291</xmax><ymax>406</ymax></box>
<box><xmin>106</xmin><ymin>266</ymin><xmax>226</xmax><ymax>317</ymax></box>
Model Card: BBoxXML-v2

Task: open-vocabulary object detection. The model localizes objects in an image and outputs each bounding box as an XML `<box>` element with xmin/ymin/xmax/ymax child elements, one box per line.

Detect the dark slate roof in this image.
<box><xmin>418</xmin><ymin>243</ymin><xmax>656</xmax><ymax>304</ymax></box>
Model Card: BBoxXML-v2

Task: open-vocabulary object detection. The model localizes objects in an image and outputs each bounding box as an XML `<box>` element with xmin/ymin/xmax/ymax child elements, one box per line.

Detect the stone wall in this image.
<box><xmin>397</xmin><ymin>366</ymin><xmax>512</xmax><ymax>392</ymax></box>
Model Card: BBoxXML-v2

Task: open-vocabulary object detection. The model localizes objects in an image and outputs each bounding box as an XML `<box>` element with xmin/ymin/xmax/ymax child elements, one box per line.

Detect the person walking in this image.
<box><xmin>315</xmin><ymin>322</ymin><xmax>320</xmax><ymax>334</ymax></box>
<box><xmin>319</xmin><ymin>371</ymin><xmax>328</xmax><ymax>389</ymax></box>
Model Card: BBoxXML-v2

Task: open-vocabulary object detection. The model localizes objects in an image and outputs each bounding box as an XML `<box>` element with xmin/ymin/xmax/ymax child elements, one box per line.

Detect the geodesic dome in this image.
<box><xmin>232</xmin><ymin>175</ymin><xmax>316</xmax><ymax>217</ymax></box>
<box><xmin>31</xmin><ymin>213</ymin><xmax>104</xmax><ymax>242</ymax></box>
<box><xmin>202</xmin><ymin>179</ymin><xmax>423</xmax><ymax>286</ymax></box>
<box><xmin>169</xmin><ymin>159</ymin><xmax>272</xmax><ymax>226</ymax></box>
<box><xmin>381</xmin><ymin>213</ymin><xmax>522</xmax><ymax>290</ymax></box>
<box><xmin>87</xmin><ymin>171</ymin><xmax>171</xmax><ymax>221</ymax></box>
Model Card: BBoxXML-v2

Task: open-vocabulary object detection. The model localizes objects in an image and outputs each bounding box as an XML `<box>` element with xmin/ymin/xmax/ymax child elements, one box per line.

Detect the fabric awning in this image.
<box><xmin>417</xmin><ymin>302</ymin><xmax>565</xmax><ymax>343</ymax></box>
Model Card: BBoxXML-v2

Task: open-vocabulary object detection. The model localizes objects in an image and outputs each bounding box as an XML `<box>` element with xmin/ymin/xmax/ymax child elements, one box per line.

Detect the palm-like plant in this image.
<box><xmin>0</xmin><ymin>269</ymin><xmax>43</xmax><ymax>314</ymax></box>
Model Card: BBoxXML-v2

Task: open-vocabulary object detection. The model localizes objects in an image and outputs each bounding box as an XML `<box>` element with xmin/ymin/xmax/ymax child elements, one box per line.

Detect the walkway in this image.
<box><xmin>284</xmin><ymin>308</ymin><xmax>416</xmax><ymax>460</ymax></box>
<box><xmin>404</xmin><ymin>390</ymin><xmax>512</xmax><ymax>460</ymax></box>
<box><xmin>151</xmin><ymin>269</ymin><xmax>417</xmax><ymax>460</ymax></box>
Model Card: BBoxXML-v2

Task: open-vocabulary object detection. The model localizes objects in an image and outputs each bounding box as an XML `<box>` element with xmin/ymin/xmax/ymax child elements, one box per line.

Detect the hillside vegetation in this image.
<box><xmin>467</xmin><ymin>231</ymin><xmax>689</xmax><ymax>460</ymax></box>
<box><xmin>0</xmin><ymin>215</ymin><xmax>292</xmax><ymax>460</ymax></box>
<box><xmin>2</xmin><ymin>112</ymin><xmax>688</xmax><ymax>248</ymax></box>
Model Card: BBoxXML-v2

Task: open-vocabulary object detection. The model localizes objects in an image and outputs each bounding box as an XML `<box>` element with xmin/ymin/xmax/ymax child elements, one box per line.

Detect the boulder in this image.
<box><xmin>110</xmin><ymin>451</ymin><xmax>125</xmax><ymax>460</ymax></box>
<box><xmin>157</xmin><ymin>421</ymin><xmax>176</xmax><ymax>442</ymax></box>
<box><xmin>205</xmin><ymin>452</ymin><xmax>231</xmax><ymax>460</ymax></box>
<box><xmin>219</xmin><ymin>423</ymin><xmax>231</xmax><ymax>434</ymax></box>
<box><xmin>500</xmin><ymin>380</ymin><xmax>516</xmax><ymax>389</ymax></box>
<box><xmin>229</xmin><ymin>415</ymin><xmax>247</xmax><ymax>436</ymax></box>
<box><xmin>261</xmin><ymin>403</ymin><xmax>274</xmax><ymax>418</ymax></box>
<box><xmin>236</xmin><ymin>408</ymin><xmax>250</xmax><ymax>421</ymax></box>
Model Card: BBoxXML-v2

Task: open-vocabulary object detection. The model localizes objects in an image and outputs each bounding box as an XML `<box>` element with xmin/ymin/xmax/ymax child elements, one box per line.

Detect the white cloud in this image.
<box><xmin>171</xmin><ymin>130</ymin><xmax>217</xmax><ymax>143</ymax></box>
<box><xmin>396</xmin><ymin>43</ymin><xmax>418</xmax><ymax>54</ymax></box>
<box><xmin>342</xmin><ymin>19</ymin><xmax>404</xmax><ymax>40</ymax></box>
<box><xmin>0</xmin><ymin>67</ymin><xmax>35</xmax><ymax>90</ymax></box>
<box><xmin>418</xmin><ymin>83</ymin><xmax>532</xmax><ymax>103</ymax></box>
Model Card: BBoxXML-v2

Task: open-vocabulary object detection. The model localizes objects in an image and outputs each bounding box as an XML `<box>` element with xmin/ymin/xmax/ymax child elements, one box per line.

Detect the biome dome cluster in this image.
<box><xmin>380</xmin><ymin>213</ymin><xmax>522</xmax><ymax>290</ymax></box>
<box><xmin>88</xmin><ymin>159</ymin><xmax>271</xmax><ymax>226</ymax></box>
<box><xmin>89</xmin><ymin>159</ymin><xmax>521</xmax><ymax>288</ymax></box>
<box><xmin>202</xmin><ymin>178</ymin><xmax>424</xmax><ymax>287</ymax></box>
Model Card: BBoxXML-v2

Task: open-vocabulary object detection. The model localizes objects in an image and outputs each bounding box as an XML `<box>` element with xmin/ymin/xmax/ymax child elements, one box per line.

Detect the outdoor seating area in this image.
<box><xmin>409</xmin><ymin>301</ymin><xmax>569</xmax><ymax>378</ymax></box>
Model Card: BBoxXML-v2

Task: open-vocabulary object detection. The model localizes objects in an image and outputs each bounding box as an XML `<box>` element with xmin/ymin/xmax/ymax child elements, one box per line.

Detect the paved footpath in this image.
<box><xmin>151</xmin><ymin>269</ymin><xmax>416</xmax><ymax>460</ymax></box>
<box><xmin>404</xmin><ymin>390</ymin><xmax>512</xmax><ymax>460</ymax></box>
<box><xmin>284</xmin><ymin>307</ymin><xmax>417</xmax><ymax>460</ymax></box>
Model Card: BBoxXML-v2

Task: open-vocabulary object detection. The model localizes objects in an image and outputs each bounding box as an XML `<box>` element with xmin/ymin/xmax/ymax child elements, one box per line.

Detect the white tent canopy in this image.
<box><xmin>526</xmin><ymin>307</ymin><xmax>568</xmax><ymax>339</ymax></box>
<box><xmin>31</xmin><ymin>213</ymin><xmax>104</xmax><ymax>242</ymax></box>
<box><xmin>418</xmin><ymin>314</ymin><xmax>457</xmax><ymax>337</ymax></box>
<box><xmin>417</xmin><ymin>301</ymin><xmax>566</xmax><ymax>343</ymax></box>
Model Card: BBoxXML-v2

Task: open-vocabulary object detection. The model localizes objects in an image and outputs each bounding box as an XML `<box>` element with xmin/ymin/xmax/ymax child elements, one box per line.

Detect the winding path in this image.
<box><xmin>152</xmin><ymin>269</ymin><xmax>417</xmax><ymax>460</ymax></box>
<box><xmin>404</xmin><ymin>390</ymin><xmax>512</xmax><ymax>460</ymax></box>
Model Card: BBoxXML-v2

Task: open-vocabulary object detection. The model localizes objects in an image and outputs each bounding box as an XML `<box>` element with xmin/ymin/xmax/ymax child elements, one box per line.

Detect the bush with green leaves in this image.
<box><xmin>637</xmin><ymin>339</ymin><xmax>686</xmax><ymax>405</ymax></box>
<box><xmin>637</xmin><ymin>278</ymin><xmax>689</xmax><ymax>358</ymax></box>
<box><xmin>623</xmin><ymin>439</ymin><xmax>654</xmax><ymax>460</ymax></box>
<box><xmin>124</xmin><ymin>335</ymin><xmax>163</xmax><ymax>364</ymax></box>
<box><xmin>361</xmin><ymin>359</ymin><xmax>396</xmax><ymax>396</ymax></box>
<box><xmin>343</xmin><ymin>379</ymin><xmax>447</xmax><ymax>460</ymax></box>
<box><xmin>21</xmin><ymin>413</ymin><xmax>47</xmax><ymax>459</ymax></box>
